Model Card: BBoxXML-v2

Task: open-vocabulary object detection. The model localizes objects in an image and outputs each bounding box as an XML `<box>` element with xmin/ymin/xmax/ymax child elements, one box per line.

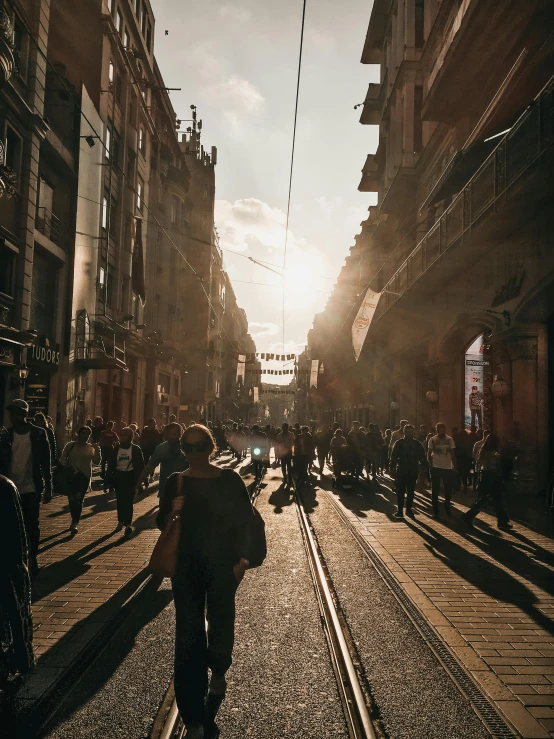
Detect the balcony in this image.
<box><xmin>359</xmin><ymin>83</ymin><xmax>380</xmax><ymax>125</ymax></box>
<box><xmin>358</xmin><ymin>154</ymin><xmax>379</xmax><ymax>192</ymax></box>
<box><xmin>167</xmin><ymin>164</ymin><xmax>191</xmax><ymax>194</ymax></box>
<box><xmin>375</xmin><ymin>80</ymin><xmax>554</xmax><ymax>321</ymax></box>
<box><xmin>75</xmin><ymin>311</ymin><xmax>127</xmax><ymax>370</ymax></box>
<box><xmin>0</xmin><ymin>9</ymin><xmax>15</xmax><ymax>88</ymax></box>
<box><xmin>36</xmin><ymin>207</ymin><xmax>61</xmax><ymax>246</ymax></box>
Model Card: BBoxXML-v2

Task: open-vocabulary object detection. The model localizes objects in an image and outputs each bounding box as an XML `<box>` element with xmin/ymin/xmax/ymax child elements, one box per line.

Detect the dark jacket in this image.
<box><xmin>31</xmin><ymin>421</ymin><xmax>56</xmax><ymax>464</ymax></box>
<box><xmin>0</xmin><ymin>424</ymin><xmax>52</xmax><ymax>497</ymax></box>
<box><xmin>106</xmin><ymin>443</ymin><xmax>145</xmax><ymax>483</ymax></box>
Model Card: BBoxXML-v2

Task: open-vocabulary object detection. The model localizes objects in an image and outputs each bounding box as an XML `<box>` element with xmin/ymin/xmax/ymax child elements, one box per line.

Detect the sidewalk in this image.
<box><xmin>16</xmin><ymin>474</ymin><xmax>161</xmax><ymax>721</ymax></box>
<box><xmin>329</xmin><ymin>478</ymin><xmax>554</xmax><ymax>738</ymax></box>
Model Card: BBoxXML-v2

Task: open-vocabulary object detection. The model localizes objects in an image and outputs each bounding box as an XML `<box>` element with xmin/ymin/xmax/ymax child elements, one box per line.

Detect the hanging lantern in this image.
<box><xmin>390</xmin><ymin>400</ymin><xmax>400</xmax><ymax>411</ymax></box>
<box><xmin>491</xmin><ymin>375</ymin><xmax>510</xmax><ymax>398</ymax></box>
<box><xmin>426</xmin><ymin>390</ymin><xmax>438</xmax><ymax>404</ymax></box>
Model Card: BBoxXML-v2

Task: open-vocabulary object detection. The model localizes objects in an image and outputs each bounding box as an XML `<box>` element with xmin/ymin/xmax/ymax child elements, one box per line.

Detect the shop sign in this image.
<box><xmin>0</xmin><ymin>339</ymin><xmax>20</xmax><ymax>367</ymax></box>
<box><xmin>29</xmin><ymin>338</ymin><xmax>61</xmax><ymax>368</ymax></box>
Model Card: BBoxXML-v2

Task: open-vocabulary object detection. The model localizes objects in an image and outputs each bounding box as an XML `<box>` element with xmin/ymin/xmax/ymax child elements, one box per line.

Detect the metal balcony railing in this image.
<box><xmin>375</xmin><ymin>79</ymin><xmax>554</xmax><ymax>320</ymax></box>
<box><xmin>36</xmin><ymin>207</ymin><xmax>61</xmax><ymax>245</ymax></box>
<box><xmin>74</xmin><ymin>310</ymin><xmax>126</xmax><ymax>370</ymax></box>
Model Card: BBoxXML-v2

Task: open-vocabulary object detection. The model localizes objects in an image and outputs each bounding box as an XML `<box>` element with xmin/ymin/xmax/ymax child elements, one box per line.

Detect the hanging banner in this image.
<box><xmin>253</xmin><ymin>386</ymin><xmax>259</xmax><ymax>403</ymax></box>
<box><xmin>310</xmin><ymin>359</ymin><xmax>319</xmax><ymax>388</ymax></box>
<box><xmin>236</xmin><ymin>354</ymin><xmax>246</xmax><ymax>383</ymax></box>
<box><xmin>352</xmin><ymin>288</ymin><xmax>381</xmax><ymax>362</ymax></box>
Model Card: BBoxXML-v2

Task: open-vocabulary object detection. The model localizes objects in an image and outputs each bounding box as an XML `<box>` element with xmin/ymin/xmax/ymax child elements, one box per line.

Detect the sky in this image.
<box><xmin>153</xmin><ymin>0</ymin><xmax>379</xmax><ymax>376</ymax></box>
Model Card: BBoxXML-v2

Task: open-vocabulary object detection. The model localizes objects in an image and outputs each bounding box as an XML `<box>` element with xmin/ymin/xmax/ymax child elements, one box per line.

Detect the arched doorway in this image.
<box><xmin>463</xmin><ymin>334</ymin><xmax>492</xmax><ymax>430</ymax></box>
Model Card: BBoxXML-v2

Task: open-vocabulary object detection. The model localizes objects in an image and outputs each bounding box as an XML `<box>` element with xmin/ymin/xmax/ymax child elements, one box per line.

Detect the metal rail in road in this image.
<box><xmin>293</xmin><ymin>482</ymin><xmax>377</xmax><ymax>739</ymax></box>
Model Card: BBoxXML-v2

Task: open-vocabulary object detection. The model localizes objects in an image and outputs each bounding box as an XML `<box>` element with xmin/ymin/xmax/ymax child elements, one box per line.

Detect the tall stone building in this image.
<box><xmin>308</xmin><ymin>0</ymin><xmax>554</xmax><ymax>489</ymax></box>
<box><xmin>0</xmin><ymin>0</ymin><xmax>256</xmax><ymax>441</ymax></box>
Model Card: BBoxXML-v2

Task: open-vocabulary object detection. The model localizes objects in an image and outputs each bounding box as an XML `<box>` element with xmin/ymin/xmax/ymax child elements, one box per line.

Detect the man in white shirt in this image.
<box><xmin>0</xmin><ymin>399</ymin><xmax>52</xmax><ymax>575</ymax></box>
<box><xmin>427</xmin><ymin>422</ymin><xmax>457</xmax><ymax>519</ymax></box>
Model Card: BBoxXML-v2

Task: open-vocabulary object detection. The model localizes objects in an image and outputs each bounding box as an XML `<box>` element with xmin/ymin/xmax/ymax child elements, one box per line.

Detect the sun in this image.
<box><xmin>284</xmin><ymin>264</ymin><xmax>314</xmax><ymax>294</ymax></box>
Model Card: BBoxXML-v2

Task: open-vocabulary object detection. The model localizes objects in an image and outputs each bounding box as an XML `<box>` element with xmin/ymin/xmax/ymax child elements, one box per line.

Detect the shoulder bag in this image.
<box><xmin>149</xmin><ymin>474</ymin><xmax>185</xmax><ymax>578</ymax></box>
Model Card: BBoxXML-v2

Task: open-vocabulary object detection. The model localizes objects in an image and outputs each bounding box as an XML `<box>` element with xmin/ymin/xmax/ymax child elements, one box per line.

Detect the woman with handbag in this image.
<box><xmin>59</xmin><ymin>426</ymin><xmax>101</xmax><ymax>535</ymax></box>
<box><xmin>154</xmin><ymin>424</ymin><xmax>264</xmax><ymax>739</ymax></box>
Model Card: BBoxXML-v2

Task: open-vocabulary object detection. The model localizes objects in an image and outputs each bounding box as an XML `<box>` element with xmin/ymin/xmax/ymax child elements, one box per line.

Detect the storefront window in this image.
<box><xmin>464</xmin><ymin>334</ymin><xmax>492</xmax><ymax>430</ymax></box>
<box><xmin>30</xmin><ymin>248</ymin><xmax>58</xmax><ymax>336</ymax></box>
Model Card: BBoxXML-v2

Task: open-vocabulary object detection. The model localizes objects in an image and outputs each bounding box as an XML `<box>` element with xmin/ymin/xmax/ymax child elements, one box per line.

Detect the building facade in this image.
<box><xmin>308</xmin><ymin>0</ymin><xmax>554</xmax><ymax>490</ymax></box>
<box><xmin>0</xmin><ymin>0</ymin><xmax>256</xmax><ymax>443</ymax></box>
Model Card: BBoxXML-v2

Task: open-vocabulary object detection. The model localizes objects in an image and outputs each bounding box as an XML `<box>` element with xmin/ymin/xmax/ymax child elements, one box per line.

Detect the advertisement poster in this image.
<box><xmin>464</xmin><ymin>335</ymin><xmax>492</xmax><ymax>429</ymax></box>
<box><xmin>310</xmin><ymin>359</ymin><xmax>319</xmax><ymax>388</ymax></box>
<box><xmin>352</xmin><ymin>288</ymin><xmax>381</xmax><ymax>361</ymax></box>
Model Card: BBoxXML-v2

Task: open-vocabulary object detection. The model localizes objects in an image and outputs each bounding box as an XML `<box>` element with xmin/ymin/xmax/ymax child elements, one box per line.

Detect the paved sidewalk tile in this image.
<box><xmin>19</xmin><ymin>476</ymin><xmax>160</xmax><ymax>710</ymax></box>
<box><xmin>328</xmin><ymin>479</ymin><xmax>554</xmax><ymax>738</ymax></box>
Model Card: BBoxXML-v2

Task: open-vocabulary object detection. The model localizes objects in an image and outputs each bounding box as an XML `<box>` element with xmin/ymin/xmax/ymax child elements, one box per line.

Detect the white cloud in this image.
<box><xmin>212</xmin><ymin>74</ymin><xmax>264</xmax><ymax>112</ymax></box>
<box><xmin>215</xmin><ymin>198</ymin><xmax>294</xmax><ymax>253</ymax></box>
<box><xmin>306</xmin><ymin>28</ymin><xmax>336</xmax><ymax>53</ymax></box>
<box><xmin>316</xmin><ymin>195</ymin><xmax>343</xmax><ymax>216</ymax></box>
<box><xmin>218</xmin><ymin>5</ymin><xmax>253</xmax><ymax>23</ymax></box>
<box><xmin>249</xmin><ymin>321</ymin><xmax>280</xmax><ymax>338</ymax></box>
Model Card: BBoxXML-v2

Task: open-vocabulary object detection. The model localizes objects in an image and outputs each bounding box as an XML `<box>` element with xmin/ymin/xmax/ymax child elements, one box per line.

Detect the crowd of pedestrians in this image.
<box><xmin>0</xmin><ymin>398</ymin><xmax>517</xmax><ymax>733</ymax></box>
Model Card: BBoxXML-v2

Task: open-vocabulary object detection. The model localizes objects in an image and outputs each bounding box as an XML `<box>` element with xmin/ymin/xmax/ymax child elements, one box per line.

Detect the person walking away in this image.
<box><xmin>0</xmin><ymin>475</ymin><xmax>35</xmax><ymax>693</ymax></box>
<box><xmin>427</xmin><ymin>423</ymin><xmax>457</xmax><ymax>519</ymax></box>
<box><xmin>91</xmin><ymin>416</ymin><xmax>105</xmax><ymax>444</ymax></box>
<box><xmin>140</xmin><ymin>418</ymin><xmax>163</xmax><ymax>485</ymax></box>
<box><xmin>453</xmin><ymin>428</ymin><xmax>472</xmax><ymax>493</ymax></box>
<box><xmin>382</xmin><ymin>429</ymin><xmax>392</xmax><ymax>474</ymax></box>
<box><xmin>365</xmin><ymin>424</ymin><xmax>383</xmax><ymax>482</ymax></box>
<box><xmin>390</xmin><ymin>424</ymin><xmax>426</xmax><ymax>519</ymax></box>
<box><xmin>106</xmin><ymin>427</ymin><xmax>144</xmax><ymax>536</ymax></box>
<box><xmin>275</xmin><ymin>422</ymin><xmax>295</xmax><ymax>486</ymax></box>
<box><xmin>157</xmin><ymin>425</ymin><xmax>259</xmax><ymax>738</ymax></box>
<box><xmin>347</xmin><ymin>421</ymin><xmax>366</xmax><ymax>481</ymax></box>
<box><xmin>0</xmin><ymin>400</ymin><xmax>52</xmax><ymax>576</ymax></box>
<box><xmin>32</xmin><ymin>412</ymin><xmax>56</xmax><ymax>467</ymax></box>
<box><xmin>136</xmin><ymin>422</ymin><xmax>189</xmax><ymax>502</ymax></box>
<box><xmin>294</xmin><ymin>426</ymin><xmax>314</xmax><ymax>486</ymax></box>
<box><xmin>99</xmin><ymin>421</ymin><xmax>119</xmax><ymax>490</ymax></box>
<box><xmin>250</xmin><ymin>425</ymin><xmax>268</xmax><ymax>481</ymax></box>
<box><xmin>462</xmin><ymin>434</ymin><xmax>512</xmax><ymax>530</ymax></box>
<box><xmin>59</xmin><ymin>426</ymin><xmax>101</xmax><ymax>535</ymax></box>
<box><xmin>315</xmin><ymin>425</ymin><xmax>332</xmax><ymax>475</ymax></box>
<box><xmin>330</xmin><ymin>428</ymin><xmax>348</xmax><ymax>488</ymax></box>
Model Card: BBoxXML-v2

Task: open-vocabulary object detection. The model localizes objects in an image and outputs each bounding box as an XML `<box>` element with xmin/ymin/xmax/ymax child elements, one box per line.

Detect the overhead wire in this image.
<box><xmin>282</xmin><ymin>0</ymin><xmax>308</xmax><ymax>354</ymax></box>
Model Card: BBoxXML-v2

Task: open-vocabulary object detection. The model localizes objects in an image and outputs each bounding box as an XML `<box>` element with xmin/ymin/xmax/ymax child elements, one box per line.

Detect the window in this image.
<box><xmin>116</xmin><ymin>9</ymin><xmax>123</xmax><ymax>34</ymax></box>
<box><xmin>124</xmin><ymin>28</ymin><xmax>130</xmax><ymax>48</ymax></box>
<box><xmin>207</xmin><ymin>371</ymin><xmax>214</xmax><ymax>392</ymax></box>
<box><xmin>105</xmin><ymin>125</ymin><xmax>111</xmax><ymax>159</ymax></box>
<box><xmin>30</xmin><ymin>248</ymin><xmax>58</xmax><ymax>337</ymax></box>
<box><xmin>107</xmin><ymin>0</ymin><xmax>114</xmax><ymax>14</ymax></box>
<box><xmin>99</xmin><ymin>265</ymin><xmax>106</xmax><ymax>297</ymax></box>
<box><xmin>108</xmin><ymin>59</ymin><xmax>114</xmax><ymax>85</ymax></box>
<box><xmin>158</xmin><ymin>372</ymin><xmax>170</xmax><ymax>394</ymax></box>
<box><xmin>146</xmin><ymin>21</ymin><xmax>152</xmax><ymax>52</ymax></box>
<box><xmin>172</xmin><ymin>376</ymin><xmax>179</xmax><ymax>395</ymax></box>
<box><xmin>138</xmin><ymin>125</ymin><xmax>145</xmax><ymax>155</ymax></box>
<box><xmin>136</xmin><ymin>179</ymin><xmax>143</xmax><ymax>212</ymax></box>
<box><xmin>141</xmin><ymin>3</ymin><xmax>147</xmax><ymax>34</ymax></box>
<box><xmin>171</xmin><ymin>195</ymin><xmax>180</xmax><ymax>224</ymax></box>
<box><xmin>0</xmin><ymin>242</ymin><xmax>16</xmax><ymax>297</ymax></box>
<box><xmin>13</xmin><ymin>16</ymin><xmax>29</xmax><ymax>80</ymax></box>
<box><xmin>129</xmin><ymin>90</ymin><xmax>137</xmax><ymax>124</ymax></box>
<box><xmin>5</xmin><ymin>125</ymin><xmax>22</xmax><ymax>186</ymax></box>
<box><xmin>102</xmin><ymin>195</ymin><xmax>108</xmax><ymax>230</ymax></box>
<box><xmin>126</xmin><ymin>147</ymin><xmax>136</xmax><ymax>179</ymax></box>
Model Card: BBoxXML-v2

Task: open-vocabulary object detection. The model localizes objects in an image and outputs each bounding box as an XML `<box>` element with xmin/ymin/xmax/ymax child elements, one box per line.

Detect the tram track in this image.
<box><xmin>292</xmin><ymin>479</ymin><xmax>381</xmax><ymax>739</ymax></box>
